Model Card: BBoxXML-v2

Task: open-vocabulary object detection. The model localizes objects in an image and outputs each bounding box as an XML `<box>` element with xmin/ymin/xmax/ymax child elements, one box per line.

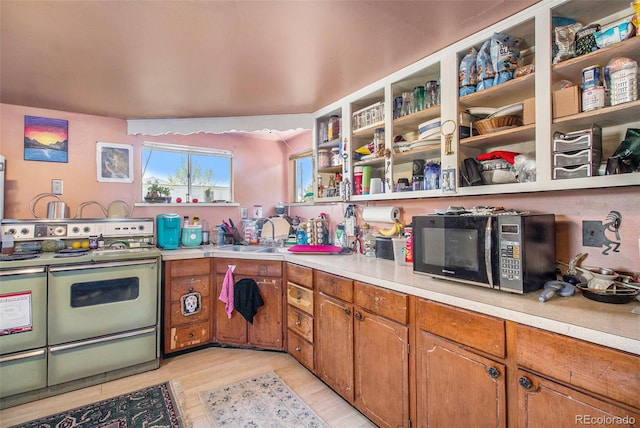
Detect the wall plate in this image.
<box><xmin>52</xmin><ymin>179</ymin><xmax>63</xmax><ymax>195</ymax></box>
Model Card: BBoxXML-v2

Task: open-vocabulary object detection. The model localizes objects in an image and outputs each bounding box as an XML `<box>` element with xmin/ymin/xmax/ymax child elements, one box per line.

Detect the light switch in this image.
<box><xmin>52</xmin><ymin>179</ymin><xmax>63</xmax><ymax>195</ymax></box>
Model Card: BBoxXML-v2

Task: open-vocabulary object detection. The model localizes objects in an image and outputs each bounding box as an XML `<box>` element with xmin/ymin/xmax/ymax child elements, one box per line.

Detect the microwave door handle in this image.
<box><xmin>485</xmin><ymin>217</ymin><xmax>493</xmax><ymax>287</ymax></box>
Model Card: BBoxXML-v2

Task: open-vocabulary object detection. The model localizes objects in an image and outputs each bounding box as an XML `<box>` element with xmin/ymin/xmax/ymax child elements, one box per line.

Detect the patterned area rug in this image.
<box><xmin>199</xmin><ymin>371</ymin><xmax>329</xmax><ymax>427</ymax></box>
<box><xmin>11</xmin><ymin>381</ymin><xmax>188</xmax><ymax>428</ymax></box>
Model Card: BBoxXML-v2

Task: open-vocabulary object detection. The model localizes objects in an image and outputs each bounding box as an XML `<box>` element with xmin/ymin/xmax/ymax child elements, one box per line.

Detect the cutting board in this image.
<box><xmin>287</xmin><ymin>244</ymin><xmax>343</xmax><ymax>254</ymax></box>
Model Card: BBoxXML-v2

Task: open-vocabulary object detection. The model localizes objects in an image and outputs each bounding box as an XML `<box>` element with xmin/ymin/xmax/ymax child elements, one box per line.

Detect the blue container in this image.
<box><xmin>156</xmin><ymin>214</ymin><xmax>181</xmax><ymax>249</ymax></box>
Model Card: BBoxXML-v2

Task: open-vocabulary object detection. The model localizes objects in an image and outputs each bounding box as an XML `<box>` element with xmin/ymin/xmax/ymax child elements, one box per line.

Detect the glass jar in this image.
<box><xmin>362</xmin><ymin>224</ymin><xmax>376</xmax><ymax>257</ymax></box>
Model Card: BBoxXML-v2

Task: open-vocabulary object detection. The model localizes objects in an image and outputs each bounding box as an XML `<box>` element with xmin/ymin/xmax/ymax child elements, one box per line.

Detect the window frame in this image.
<box><xmin>288</xmin><ymin>149</ymin><xmax>314</xmax><ymax>204</ymax></box>
<box><xmin>141</xmin><ymin>141</ymin><xmax>234</xmax><ymax>204</ymax></box>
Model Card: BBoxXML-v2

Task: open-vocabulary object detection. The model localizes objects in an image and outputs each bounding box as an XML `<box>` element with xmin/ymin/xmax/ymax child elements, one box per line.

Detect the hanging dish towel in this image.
<box><xmin>218</xmin><ymin>266</ymin><xmax>235</xmax><ymax>319</ymax></box>
<box><xmin>233</xmin><ymin>278</ymin><xmax>264</xmax><ymax>324</ymax></box>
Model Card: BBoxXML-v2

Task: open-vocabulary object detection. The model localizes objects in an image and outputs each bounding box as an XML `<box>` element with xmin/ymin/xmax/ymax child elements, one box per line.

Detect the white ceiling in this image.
<box><xmin>1</xmin><ymin>0</ymin><xmax>540</xmax><ymax>121</ymax></box>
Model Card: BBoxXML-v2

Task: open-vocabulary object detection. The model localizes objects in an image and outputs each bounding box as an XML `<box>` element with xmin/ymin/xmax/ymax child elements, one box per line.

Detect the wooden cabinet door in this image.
<box><xmin>213</xmin><ymin>272</ymin><xmax>247</xmax><ymax>345</ymax></box>
<box><xmin>315</xmin><ymin>292</ymin><xmax>354</xmax><ymax>402</ymax></box>
<box><xmin>248</xmin><ymin>278</ymin><xmax>283</xmax><ymax>350</ymax></box>
<box><xmin>416</xmin><ymin>331</ymin><xmax>506</xmax><ymax>428</ymax></box>
<box><xmin>516</xmin><ymin>369</ymin><xmax>640</xmax><ymax>428</ymax></box>
<box><xmin>354</xmin><ymin>309</ymin><xmax>410</xmax><ymax>428</ymax></box>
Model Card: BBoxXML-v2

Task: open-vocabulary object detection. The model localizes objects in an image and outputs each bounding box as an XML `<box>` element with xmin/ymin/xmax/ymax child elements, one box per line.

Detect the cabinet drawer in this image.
<box><xmin>287</xmin><ymin>282</ymin><xmax>314</xmax><ymax>315</ymax></box>
<box><xmin>515</xmin><ymin>324</ymin><xmax>640</xmax><ymax>409</ymax></box>
<box><xmin>170</xmin><ymin>298</ymin><xmax>211</xmax><ymax>326</ymax></box>
<box><xmin>287</xmin><ymin>330</ymin><xmax>314</xmax><ymax>370</ymax></box>
<box><xmin>286</xmin><ymin>263</ymin><xmax>313</xmax><ymax>289</ymax></box>
<box><xmin>169</xmin><ymin>275</ymin><xmax>211</xmax><ymax>300</ymax></box>
<box><xmin>316</xmin><ymin>270</ymin><xmax>353</xmax><ymax>302</ymax></box>
<box><xmin>416</xmin><ymin>299</ymin><xmax>505</xmax><ymax>358</ymax></box>
<box><xmin>168</xmin><ymin>321</ymin><xmax>211</xmax><ymax>351</ymax></box>
<box><xmin>287</xmin><ymin>306</ymin><xmax>313</xmax><ymax>342</ymax></box>
<box><xmin>215</xmin><ymin>258</ymin><xmax>282</xmax><ymax>277</ymax></box>
<box><xmin>169</xmin><ymin>258</ymin><xmax>211</xmax><ymax>277</ymax></box>
<box><xmin>354</xmin><ymin>281</ymin><xmax>408</xmax><ymax>324</ymax></box>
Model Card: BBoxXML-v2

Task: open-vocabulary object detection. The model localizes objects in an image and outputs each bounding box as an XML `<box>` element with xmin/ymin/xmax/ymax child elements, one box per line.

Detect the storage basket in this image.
<box><xmin>474</xmin><ymin>115</ymin><xmax>523</xmax><ymax>135</ymax></box>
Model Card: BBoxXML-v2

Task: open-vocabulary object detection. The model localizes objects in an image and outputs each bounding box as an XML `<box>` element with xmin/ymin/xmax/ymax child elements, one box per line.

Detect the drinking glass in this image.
<box><xmin>413</xmin><ymin>86</ymin><xmax>425</xmax><ymax>112</ymax></box>
<box><xmin>425</xmin><ymin>80</ymin><xmax>440</xmax><ymax>107</ymax></box>
<box><xmin>401</xmin><ymin>92</ymin><xmax>413</xmax><ymax>116</ymax></box>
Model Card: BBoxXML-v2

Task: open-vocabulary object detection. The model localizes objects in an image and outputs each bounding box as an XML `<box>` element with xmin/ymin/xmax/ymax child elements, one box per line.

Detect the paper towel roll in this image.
<box><xmin>362</xmin><ymin>206</ymin><xmax>400</xmax><ymax>223</ymax></box>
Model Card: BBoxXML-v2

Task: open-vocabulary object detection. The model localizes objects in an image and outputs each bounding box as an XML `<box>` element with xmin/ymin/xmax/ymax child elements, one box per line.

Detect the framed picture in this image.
<box><xmin>96</xmin><ymin>142</ymin><xmax>133</xmax><ymax>183</ymax></box>
<box><xmin>441</xmin><ymin>168</ymin><xmax>457</xmax><ymax>193</ymax></box>
<box><xmin>24</xmin><ymin>115</ymin><xmax>69</xmax><ymax>163</ymax></box>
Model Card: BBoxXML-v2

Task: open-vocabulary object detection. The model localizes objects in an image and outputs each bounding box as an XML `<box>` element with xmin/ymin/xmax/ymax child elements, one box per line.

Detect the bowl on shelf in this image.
<box><xmin>475</xmin><ymin>115</ymin><xmax>523</xmax><ymax>135</ymax></box>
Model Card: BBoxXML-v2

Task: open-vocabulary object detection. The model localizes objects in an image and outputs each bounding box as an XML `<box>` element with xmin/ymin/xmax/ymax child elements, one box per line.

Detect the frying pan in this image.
<box><xmin>576</xmin><ymin>283</ymin><xmax>638</xmax><ymax>304</ymax></box>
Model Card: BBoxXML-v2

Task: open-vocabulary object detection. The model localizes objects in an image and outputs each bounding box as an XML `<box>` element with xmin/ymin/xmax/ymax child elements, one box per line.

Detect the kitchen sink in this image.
<box><xmin>215</xmin><ymin>245</ymin><xmax>279</xmax><ymax>253</ymax></box>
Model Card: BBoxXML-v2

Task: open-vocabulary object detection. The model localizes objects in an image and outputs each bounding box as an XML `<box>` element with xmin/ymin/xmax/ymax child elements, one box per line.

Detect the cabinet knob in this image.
<box><xmin>295</xmin><ymin>318</ymin><xmax>301</xmax><ymax>326</ymax></box>
<box><xmin>296</xmin><ymin>292</ymin><xmax>302</xmax><ymax>302</ymax></box>
<box><xmin>344</xmin><ymin>308</ymin><xmax>351</xmax><ymax>317</ymax></box>
<box><xmin>189</xmin><ymin>287</ymin><xmax>194</xmax><ymax>292</ymax></box>
<box><xmin>355</xmin><ymin>312</ymin><xmax>362</xmax><ymax>321</ymax></box>
<box><xmin>295</xmin><ymin>346</ymin><xmax>301</xmax><ymax>352</ymax></box>
<box><xmin>188</xmin><ymin>333</ymin><xmax>194</xmax><ymax>338</ymax></box>
<box><xmin>518</xmin><ymin>376</ymin><xmax>533</xmax><ymax>390</ymax></box>
<box><xmin>487</xmin><ymin>366</ymin><xmax>500</xmax><ymax>378</ymax></box>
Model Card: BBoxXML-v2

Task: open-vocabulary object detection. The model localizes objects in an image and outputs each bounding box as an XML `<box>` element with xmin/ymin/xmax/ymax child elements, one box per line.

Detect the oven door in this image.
<box><xmin>48</xmin><ymin>259</ymin><xmax>158</xmax><ymax>345</ymax></box>
<box><xmin>413</xmin><ymin>215</ymin><xmax>497</xmax><ymax>287</ymax></box>
<box><xmin>0</xmin><ymin>266</ymin><xmax>47</xmax><ymax>354</ymax></box>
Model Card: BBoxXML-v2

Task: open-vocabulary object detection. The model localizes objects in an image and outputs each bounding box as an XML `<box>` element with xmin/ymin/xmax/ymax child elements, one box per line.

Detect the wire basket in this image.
<box><xmin>475</xmin><ymin>115</ymin><xmax>523</xmax><ymax>135</ymax></box>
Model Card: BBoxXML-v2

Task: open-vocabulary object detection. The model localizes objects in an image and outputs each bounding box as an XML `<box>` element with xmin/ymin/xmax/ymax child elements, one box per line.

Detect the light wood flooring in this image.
<box><xmin>0</xmin><ymin>346</ymin><xmax>376</xmax><ymax>428</ymax></box>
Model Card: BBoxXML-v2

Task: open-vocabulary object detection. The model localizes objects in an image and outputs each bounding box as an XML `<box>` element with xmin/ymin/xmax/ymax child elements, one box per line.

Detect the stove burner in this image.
<box><xmin>0</xmin><ymin>253</ymin><xmax>40</xmax><ymax>261</ymax></box>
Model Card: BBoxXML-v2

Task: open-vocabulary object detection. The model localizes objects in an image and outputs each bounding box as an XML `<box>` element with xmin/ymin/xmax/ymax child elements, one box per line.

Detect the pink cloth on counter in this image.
<box><xmin>218</xmin><ymin>266</ymin><xmax>235</xmax><ymax>318</ymax></box>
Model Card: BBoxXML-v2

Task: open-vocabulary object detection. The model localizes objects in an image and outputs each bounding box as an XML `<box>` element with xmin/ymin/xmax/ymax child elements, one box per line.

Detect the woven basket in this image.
<box><xmin>475</xmin><ymin>115</ymin><xmax>523</xmax><ymax>135</ymax></box>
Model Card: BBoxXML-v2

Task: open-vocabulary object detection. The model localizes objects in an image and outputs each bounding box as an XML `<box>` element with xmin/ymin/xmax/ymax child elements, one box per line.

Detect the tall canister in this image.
<box><xmin>156</xmin><ymin>213</ymin><xmax>181</xmax><ymax>249</ymax></box>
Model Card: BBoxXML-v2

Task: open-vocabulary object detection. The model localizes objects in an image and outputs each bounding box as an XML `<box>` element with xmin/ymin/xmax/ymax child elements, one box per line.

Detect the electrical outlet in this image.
<box><xmin>241</xmin><ymin>208</ymin><xmax>248</xmax><ymax>219</ymax></box>
<box><xmin>52</xmin><ymin>179</ymin><xmax>64</xmax><ymax>195</ymax></box>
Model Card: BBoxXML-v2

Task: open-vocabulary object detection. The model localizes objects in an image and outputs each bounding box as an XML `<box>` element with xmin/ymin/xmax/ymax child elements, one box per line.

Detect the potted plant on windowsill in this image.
<box><xmin>145</xmin><ymin>183</ymin><xmax>171</xmax><ymax>203</ymax></box>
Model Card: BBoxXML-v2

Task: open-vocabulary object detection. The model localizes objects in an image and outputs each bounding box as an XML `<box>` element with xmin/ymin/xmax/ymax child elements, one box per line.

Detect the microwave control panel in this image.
<box><xmin>498</xmin><ymin>219</ymin><xmax>523</xmax><ymax>286</ymax></box>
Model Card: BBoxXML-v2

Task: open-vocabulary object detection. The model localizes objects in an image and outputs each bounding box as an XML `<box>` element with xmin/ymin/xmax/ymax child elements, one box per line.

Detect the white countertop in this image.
<box><xmin>159</xmin><ymin>246</ymin><xmax>640</xmax><ymax>355</ymax></box>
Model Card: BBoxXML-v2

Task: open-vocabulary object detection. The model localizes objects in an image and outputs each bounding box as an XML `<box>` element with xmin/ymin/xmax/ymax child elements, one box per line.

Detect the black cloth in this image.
<box><xmin>233</xmin><ymin>278</ymin><xmax>264</xmax><ymax>324</ymax></box>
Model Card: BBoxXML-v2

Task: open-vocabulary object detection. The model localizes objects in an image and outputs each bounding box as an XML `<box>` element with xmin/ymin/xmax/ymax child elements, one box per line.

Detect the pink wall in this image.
<box><xmin>290</xmin><ymin>190</ymin><xmax>640</xmax><ymax>273</ymax></box>
<box><xmin>1</xmin><ymin>103</ymin><xmax>307</xmax><ymax>224</ymax></box>
<box><xmin>2</xmin><ymin>103</ymin><xmax>638</xmax><ymax>272</ymax></box>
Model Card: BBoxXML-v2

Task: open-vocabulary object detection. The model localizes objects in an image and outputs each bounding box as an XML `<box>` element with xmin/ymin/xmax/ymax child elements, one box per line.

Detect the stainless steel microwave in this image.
<box><xmin>412</xmin><ymin>213</ymin><xmax>556</xmax><ymax>293</ymax></box>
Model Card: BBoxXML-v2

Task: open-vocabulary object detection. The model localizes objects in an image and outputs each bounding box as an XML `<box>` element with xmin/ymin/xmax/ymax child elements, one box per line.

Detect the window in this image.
<box><xmin>289</xmin><ymin>150</ymin><xmax>314</xmax><ymax>203</ymax></box>
<box><xmin>142</xmin><ymin>142</ymin><xmax>233</xmax><ymax>203</ymax></box>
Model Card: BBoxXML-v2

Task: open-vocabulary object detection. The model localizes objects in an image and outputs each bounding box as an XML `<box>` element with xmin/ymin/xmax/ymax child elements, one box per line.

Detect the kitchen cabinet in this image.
<box><xmin>314</xmin><ymin>107</ymin><xmax>344</xmax><ymax>202</ymax></box>
<box><xmin>213</xmin><ymin>258</ymin><xmax>284</xmax><ymax>350</ymax></box>
<box><xmin>163</xmin><ymin>258</ymin><xmax>214</xmax><ymax>354</ymax></box>
<box><xmin>513</xmin><ymin>324</ymin><xmax>640</xmax><ymax>427</ymax></box>
<box><xmin>312</xmin><ymin>0</ymin><xmax>639</xmax><ymax>203</ymax></box>
<box><xmin>315</xmin><ymin>271</ymin><xmax>410</xmax><ymax>428</ymax></box>
<box><xmin>285</xmin><ymin>263</ymin><xmax>314</xmax><ymax>370</ymax></box>
<box><xmin>415</xmin><ymin>299</ymin><xmax>507</xmax><ymax>427</ymax></box>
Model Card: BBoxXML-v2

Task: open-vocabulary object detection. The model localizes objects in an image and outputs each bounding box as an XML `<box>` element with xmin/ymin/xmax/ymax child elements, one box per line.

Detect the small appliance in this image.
<box><xmin>181</xmin><ymin>225</ymin><xmax>202</xmax><ymax>247</ymax></box>
<box><xmin>156</xmin><ymin>213</ymin><xmax>181</xmax><ymax>249</ymax></box>
<box><xmin>412</xmin><ymin>212</ymin><xmax>556</xmax><ymax>293</ymax></box>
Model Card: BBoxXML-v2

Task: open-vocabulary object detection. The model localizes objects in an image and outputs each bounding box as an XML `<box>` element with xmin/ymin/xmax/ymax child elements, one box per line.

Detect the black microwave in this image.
<box><xmin>412</xmin><ymin>213</ymin><xmax>556</xmax><ymax>293</ymax></box>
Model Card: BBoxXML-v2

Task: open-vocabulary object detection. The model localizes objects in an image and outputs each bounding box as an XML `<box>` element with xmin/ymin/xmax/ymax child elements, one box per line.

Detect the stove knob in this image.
<box><xmin>138</xmin><ymin>225</ymin><xmax>145</xmax><ymax>231</ymax></box>
<box><xmin>72</xmin><ymin>226</ymin><xmax>80</xmax><ymax>233</ymax></box>
<box><xmin>20</xmin><ymin>227</ymin><xmax>29</xmax><ymax>236</ymax></box>
<box><xmin>83</xmin><ymin>226</ymin><xmax>91</xmax><ymax>233</ymax></box>
<box><xmin>6</xmin><ymin>227</ymin><xmax>17</xmax><ymax>235</ymax></box>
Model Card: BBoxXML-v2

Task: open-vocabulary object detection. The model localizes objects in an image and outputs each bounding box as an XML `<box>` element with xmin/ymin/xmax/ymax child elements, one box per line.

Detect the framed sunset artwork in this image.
<box><xmin>24</xmin><ymin>115</ymin><xmax>69</xmax><ymax>163</ymax></box>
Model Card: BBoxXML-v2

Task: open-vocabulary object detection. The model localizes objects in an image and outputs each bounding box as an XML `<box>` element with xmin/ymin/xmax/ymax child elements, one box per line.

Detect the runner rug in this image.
<box><xmin>11</xmin><ymin>381</ymin><xmax>188</xmax><ymax>428</ymax></box>
<box><xmin>199</xmin><ymin>371</ymin><xmax>329</xmax><ymax>427</ymax></box>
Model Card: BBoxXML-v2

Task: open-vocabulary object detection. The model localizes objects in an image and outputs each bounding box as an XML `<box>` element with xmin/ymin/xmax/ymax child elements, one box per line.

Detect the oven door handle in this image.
<box><xmin>0</xmin><ymin>348</ymin><xmax>46</xmax><ymax>363</ymax></box>
<box><xmin>48</xmin><ymin>259</ymin><xmax>157</xmax><ymax>272</ymax></box>
<box><xmin>49</xmin><ymin>327</ymin><xmax>157</xmax><ymax>353</ymax></box>
<box><xmin>0</xmin><ymin>266</ymin><xmax>46</xmax><ymax>276</ymax></box>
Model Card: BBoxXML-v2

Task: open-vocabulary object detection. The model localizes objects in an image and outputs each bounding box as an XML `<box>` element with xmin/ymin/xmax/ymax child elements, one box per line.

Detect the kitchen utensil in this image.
<box><xmin>577</xmin><ymin>283</ymin><xmax>638</xmax><ymax>304</ymax></box>
<box><xmin>29</xmin><ymin>192</ymin><xmax>70</xmax><ymax>219</ymax></box>
<box><xmin>576</xmin><ymin>266</ymin><xmax>619</xmax><ymax>290</ymax></box>
<box><xmin>107</xmin><ymin>200</ymin><xmax>130</xmax><ymax>218</ymax></box>
<box><xmin>539</xmin><ymin>280</ymin><xmax>575</xmax><ymax>302</ymax></box>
